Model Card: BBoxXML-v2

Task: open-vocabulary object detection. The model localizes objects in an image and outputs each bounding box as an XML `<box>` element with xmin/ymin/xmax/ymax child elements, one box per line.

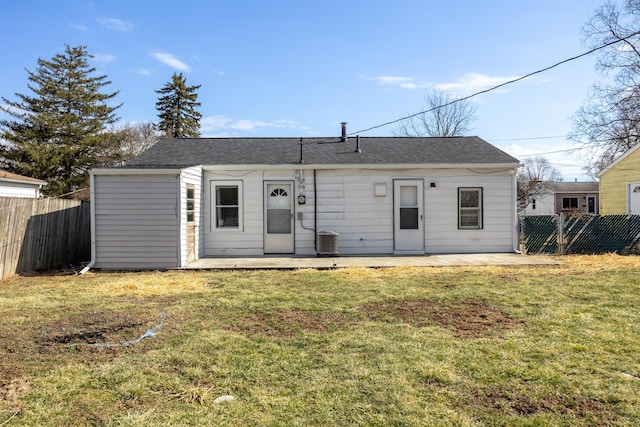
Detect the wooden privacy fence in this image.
<box><xmin>0</xmin><ymin>197</ymin><xmax>90</xmax><ymax>279</ymax></box>
<box><xmin>520</xmin><ymin>214</ymin><xmax>640</xmax><ymax>255</ymax></box>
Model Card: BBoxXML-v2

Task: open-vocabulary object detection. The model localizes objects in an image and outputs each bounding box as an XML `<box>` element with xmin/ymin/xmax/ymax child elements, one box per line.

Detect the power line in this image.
<box><xmin>516</xmin><ymin>148</ymin><xmax>576</xmax><ymax>156</ymax></box>
<box><xmin>349</xmin><ymin>31</ymin><xmax>640</xmax><ymax>137</ymax></box>
<box><xmin>490</xmin><ymin>135</ymin><xmax>568</xmax><ymax>141</ymax></box>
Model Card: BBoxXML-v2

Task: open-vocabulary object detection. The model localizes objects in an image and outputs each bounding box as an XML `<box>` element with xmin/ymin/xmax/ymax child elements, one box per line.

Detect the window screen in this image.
<box><xmin>215</xmin><ymin>185</ymin><xmax>239</xmax><ymax>228</ymax></box>
<box><xmin>459</xmin><ymin>188</ymin><xmax>483</xmax><ymax>229</ymax></box>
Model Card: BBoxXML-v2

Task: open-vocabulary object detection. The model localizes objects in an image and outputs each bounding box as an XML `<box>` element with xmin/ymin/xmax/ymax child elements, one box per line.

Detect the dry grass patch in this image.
<box><xmin>87</xmin><ymin>271</ymin><xmax>214</xmax><ymax>297</ymax></box>
<box><xmin>559</xmin><ymin>253</ymin><xmax>640</xmax><ymax>271</ymax></box>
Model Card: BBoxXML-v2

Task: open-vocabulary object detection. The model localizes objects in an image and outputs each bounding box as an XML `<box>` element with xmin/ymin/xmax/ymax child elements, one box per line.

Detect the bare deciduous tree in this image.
<box><xmin>98</xmin><ymin>122</ymin><xmax>162</xmax><ymax>166</ymax></box>
<box><xmin>517</xmin><ymin>156</ymin><xmax>563</xmax><ymax>212</ymax></box>
<box><xmin>570</xmin><ymin>0</ymin><xmax>640</xmax><ymax>173</ymax></box>
<box><xmin>396</xmin><ymin>89</ymin><xmax>478</xmax><ymax>137</ymax></box>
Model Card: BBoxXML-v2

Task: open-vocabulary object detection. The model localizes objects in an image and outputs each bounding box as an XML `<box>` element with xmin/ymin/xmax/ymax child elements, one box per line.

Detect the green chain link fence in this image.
<box><xmin>520</xmin><ymin>214</ymin><xmax>640</xmax><ymax>255</ymax></box>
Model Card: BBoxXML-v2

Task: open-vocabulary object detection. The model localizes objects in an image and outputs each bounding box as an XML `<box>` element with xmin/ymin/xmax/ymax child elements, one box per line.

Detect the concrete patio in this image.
<box><xmin>184</xmin><ymin>253</ymin><xmax>558</xmax><ymax>270</ymax></box>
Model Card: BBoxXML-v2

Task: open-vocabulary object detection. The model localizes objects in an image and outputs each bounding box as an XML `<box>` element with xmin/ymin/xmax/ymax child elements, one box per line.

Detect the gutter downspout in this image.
<box><xmin>80</xmin><ymin>173</ymin><xmax>96</xmax><ymax>274</ymax></box>
<box><xmin>512</xmin><ymin>167</ymin><xmax>521</xmax><ymax>254</ymax></box>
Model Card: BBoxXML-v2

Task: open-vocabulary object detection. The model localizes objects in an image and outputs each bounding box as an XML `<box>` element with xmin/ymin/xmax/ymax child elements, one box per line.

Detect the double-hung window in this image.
<box><xmin>458</xmin><ymin>187</ymin><xmax>483</xmax><ymax>229</ymax></box>
<box><xmin>212</xmin><ymin>181</ymin><xmax>243</xmax><ymax>230</ymax></box>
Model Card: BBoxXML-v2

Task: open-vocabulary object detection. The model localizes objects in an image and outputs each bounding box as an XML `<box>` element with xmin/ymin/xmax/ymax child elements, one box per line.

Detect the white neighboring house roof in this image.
<box><xmin>596</xmin><ymin>144</ymin><xmax>640</xmax><ymax>178</ymax></box>
<box><xmin>0</xmin><ymin>171</ymin><xmax>47</xmax><ymax>198</ymax></box>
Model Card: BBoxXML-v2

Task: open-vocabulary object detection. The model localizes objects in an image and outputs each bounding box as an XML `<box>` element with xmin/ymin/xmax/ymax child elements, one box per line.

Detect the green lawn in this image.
<box><xmin>1</xmin><ymin>255</ymin><xmax>640</xmax><ymax>426</ymax></box>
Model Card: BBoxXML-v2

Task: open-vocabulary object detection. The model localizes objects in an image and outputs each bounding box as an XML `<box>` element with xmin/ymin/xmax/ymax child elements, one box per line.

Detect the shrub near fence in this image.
<box><xmin>0</xmin><ymin>197</ymin><xmax>90</xmax><ymax>279</ymax></box>
<box><xmin>520</xmin><ymin>214</ymin><xmax>640</xmax><ymax>255</ymax></box>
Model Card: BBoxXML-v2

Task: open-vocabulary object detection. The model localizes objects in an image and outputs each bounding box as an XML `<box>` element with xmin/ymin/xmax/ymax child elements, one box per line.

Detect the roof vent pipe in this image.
<box><xmin>355</xmin><ymin>135</ymin><xmax>361</xmax><ymax>153</ymax></box>
<box><xmin>340</xmin><ymin>122</ymin><xmax>347</xmax><ymax>142</ymax></box>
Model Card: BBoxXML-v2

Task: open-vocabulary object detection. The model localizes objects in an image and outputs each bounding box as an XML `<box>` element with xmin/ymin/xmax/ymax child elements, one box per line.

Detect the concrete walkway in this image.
<box><xmin>184</xmin><ymin>253</ymin><xmax>558</xmax><ymax>270</ymax></box>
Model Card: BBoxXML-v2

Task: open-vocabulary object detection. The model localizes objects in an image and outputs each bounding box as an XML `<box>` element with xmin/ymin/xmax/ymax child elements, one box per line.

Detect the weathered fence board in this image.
<box><xmin>521</xmin><ymin>214</ymin><xmax>640</xmax><ymax>255</ymax></box>
<box><xmin>0</xmin><ymin>197</ymin><xmax>90</xmax><ymax>279</ymax></box>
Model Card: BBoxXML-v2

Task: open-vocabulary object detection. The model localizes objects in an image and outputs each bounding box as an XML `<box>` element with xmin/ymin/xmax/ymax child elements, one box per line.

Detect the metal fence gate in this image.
<box><xmin>520</xmin><ymin>214</ymin><xmax>640</xmax><ymax>255</ymax></box>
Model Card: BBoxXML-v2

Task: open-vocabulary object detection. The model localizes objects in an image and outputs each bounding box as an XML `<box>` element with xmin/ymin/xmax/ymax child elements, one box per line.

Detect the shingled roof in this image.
<box><xmin>0</xmin><ymin>170</ymin><xmax>47</xmax><ymax>185</ymax></box>
<box><xmin>125</xmin><ymin>136</ymin><xmax>520</xmax><ymax>168</ymax></box>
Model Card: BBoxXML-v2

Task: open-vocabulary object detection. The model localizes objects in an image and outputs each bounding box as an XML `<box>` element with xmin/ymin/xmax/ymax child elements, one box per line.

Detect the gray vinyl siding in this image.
<box><xmin>203</xmin><ymin>170</ymin><xmax>264</xmax><ymax>256</ymax></box>
<box><xmin>202</xmin><ymin>167</ymin><xmax>517</xmax><ymax>256</ymax></box>
<box><xmin>423</xmin><ymin>170</ymin><xmax>516</xmax><ymax>253</ymax></box>
<box><xmin>93</xmin><ymin>174</ymin><xmax>180</xmax><ymax>269</ymax></box>
<box><xmin>312</xmin><ymin>168</ymin><xmax>515</xmax><ymax>254</ymax></box>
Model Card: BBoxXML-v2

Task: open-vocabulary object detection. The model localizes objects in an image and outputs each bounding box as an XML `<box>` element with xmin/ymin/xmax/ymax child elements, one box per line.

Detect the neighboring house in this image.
<box><xmin>598</xmin><ymin>143</ymin><xmax>640</xmax><ymax>214</ymax></box>
<box><xmin>521</xmin><ymin>181</ymin><xmax>599</xmax><ymax>216</ymax></box>
<box><xmin>89</xmin><ymin>134</ymin><xmax>521</xmax><ymax>270</ymax></box>
<box><xmin>0</xmin><ymin>171</ymin><xmax>46</xmax><ymax>198</ymax></box>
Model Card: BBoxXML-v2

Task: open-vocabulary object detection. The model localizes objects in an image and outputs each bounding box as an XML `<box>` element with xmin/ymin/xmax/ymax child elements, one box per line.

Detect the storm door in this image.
<box><xmin>393</xmin><ymin>179</ymin><xmax>424</xmax><ymax>254</ymax></box>
<box><xmin>264</xmin><ymin>181</ymin><xmax>294</xmax><ymax>253</ymax></box>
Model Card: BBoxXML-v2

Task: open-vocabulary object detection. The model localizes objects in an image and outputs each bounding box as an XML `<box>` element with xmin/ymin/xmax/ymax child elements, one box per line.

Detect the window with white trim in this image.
<box><xmin>458</xmin><ymin>187</ymin><xmax>483</xmax><ymax>229</ymax></box>
<box><xmin>212</xmin><ymin>181</ymin><xmax>243</xmax><ymax>230</ymax></box>
<box><xmin>186</xmin><ymin>184</ymin><xmax>195</xmax><ymax>223</ymax></box>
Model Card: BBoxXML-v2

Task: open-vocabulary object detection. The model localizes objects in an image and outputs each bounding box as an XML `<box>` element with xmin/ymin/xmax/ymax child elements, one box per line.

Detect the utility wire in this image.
<box><xmin>349</xmin><ymin>31</ymin><xmax>640</xmax><ymax>137</ymax></box>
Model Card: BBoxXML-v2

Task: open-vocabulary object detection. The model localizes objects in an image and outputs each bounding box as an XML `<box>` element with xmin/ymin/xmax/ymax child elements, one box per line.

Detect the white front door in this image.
<box><xmin>628</xmin><ymin>182</ymin><xmax>640</xmax><ymax>214</ymax></box>
<box><xmin>394</xmin><ymin>179</ymin><xmax>424</xmax><ymax>254</ymax></box>
<box><xmin>264</xmin><ymin>181</ymin><xmax>294</xmax><ymax>254</ymax></box>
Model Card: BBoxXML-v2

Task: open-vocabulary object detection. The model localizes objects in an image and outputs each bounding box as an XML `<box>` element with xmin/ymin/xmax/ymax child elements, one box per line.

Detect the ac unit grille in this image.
<box><xmin>317</xmin><ymin>231</ymin><xmax>339</xmax><ymax>255</ymax></box>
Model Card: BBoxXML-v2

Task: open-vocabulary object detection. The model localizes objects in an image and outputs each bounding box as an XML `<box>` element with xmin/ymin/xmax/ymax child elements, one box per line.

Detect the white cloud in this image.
<box><xmin>366</xmin><ymin>75</ymin><xmax>429</xmax><ymax>89</ymax></box>
<box><xmin>70</xmin><ymin>23</ymin><xmax>88</xmax><ymax>31</ymax></box>
<box><xmin>366</xmin><ymin>72</ymin><xmax>534</xmax><ymax>94</ymax></box>
<box><xmin>98</xmin><ymin>18</ymin><xmax>135</xmax><ymax>32</ymax></box>
<box><xmin>133</xmin><ymin>67</ymin><xmax>151</xmax><ymax>76</ymax></box>
<box><xmin>200</xmin><ymin>115</ymin><xmax>306</xmax><ymax>136</ymax></box>
<box><xmin>93</xmin><ymin>53</ymin><xmax>116</xmax><ymax>64</ymax></box>
<box><xmin>152</xmin><ymin>52</ymin><xmax>191</xmax><ymax>72</ymax></box>
<box><xmin>435</xmin><ymin>73</ymin><xmax>524</xmax><ymax>93</ymax></box>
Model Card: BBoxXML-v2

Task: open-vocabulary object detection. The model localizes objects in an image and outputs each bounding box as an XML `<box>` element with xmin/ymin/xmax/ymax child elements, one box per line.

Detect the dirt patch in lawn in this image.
<box><xmin>232</xmin><ymin>309</ymin><xmax>352</xmax><ymax>337</ymax></box>
<box><xmin>0</xmin><ymin>372</ymin><xmax>30</xmax><ymax>412</ymax></box>
<box><xmin>464</xmin><ymin>386</ymin><xmax>619</xmax><ymax>422</ymax></box>
<box><xmin>362</xmin><ymin>299</ymin><xmax>523</xmax><ymax>339</ymax></box>
<box><xmin>23</xmin><ymin>310</ymin><xmax>167</xmax><ymax>363</ymax></box>
<box><xmin>229</xmin><ymin>299</ymin><xmax>522</xmax><ymax>339</ymax></box>
<box><xmin>38</xmin><ymin>310</ymin><xmax>147</xmax><ymax>346</ymax></box>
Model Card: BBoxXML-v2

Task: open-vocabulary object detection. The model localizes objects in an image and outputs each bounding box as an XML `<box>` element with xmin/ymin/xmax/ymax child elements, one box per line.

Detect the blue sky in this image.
<box><xmin>1</xmin><ymin>0</ymin><xmax>609</xmax><ymax>180</ymax></box>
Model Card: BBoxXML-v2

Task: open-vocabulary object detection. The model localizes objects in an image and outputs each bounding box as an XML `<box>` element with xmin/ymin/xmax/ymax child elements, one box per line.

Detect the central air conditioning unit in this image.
<box><xmin>317</xmin><ymin>231</ymin><xmax>339</xmax><ymax>256</ymax></box>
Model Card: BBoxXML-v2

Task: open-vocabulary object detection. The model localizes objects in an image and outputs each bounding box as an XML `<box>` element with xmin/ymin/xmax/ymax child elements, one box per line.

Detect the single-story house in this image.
<box><xmin>520</xmin><ymin>181</ymin><xmax>599</xmax><ymax>216</ymax></box>
<box><xmin>89</xmin><ymin>132</ymin><xmax>521</xmax><ymax>270</ymax></box>
<box><xmin>598</xmin><ymin>144</ymin><xmax>640</xmax><ymax>214</ymax></box>
<box><xmin>0</xmin><ymin>171</ymin><xmax>46</xmax><ymax>198</ymax></box>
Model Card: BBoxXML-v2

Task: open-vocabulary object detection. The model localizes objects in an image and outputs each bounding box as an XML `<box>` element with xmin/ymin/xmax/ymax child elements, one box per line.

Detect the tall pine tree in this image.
<box><xmin>0</xmin><ymin>45</ymin><xmax>120</xmax><ymax>196</ymax></box>
<box><xmin>155</xmin><ymin>72</ymin><xmax>202</xmax><ymax>138</ymax></box>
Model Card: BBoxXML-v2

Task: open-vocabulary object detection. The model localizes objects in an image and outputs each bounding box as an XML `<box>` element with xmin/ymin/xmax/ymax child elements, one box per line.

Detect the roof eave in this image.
<box><xmin>91</xmin><ymin>168</ymin><xmax>185</xmax><ymax>176</ymax></box>
<box><xmin>201</xmin><ymin>162</ymin><xmax>521</xmax><ymax>171</ymax></box>
<box><xmin>0</xmin><ymin>177</ymin><xmax>47</xmax><ymax>187</ymax></box>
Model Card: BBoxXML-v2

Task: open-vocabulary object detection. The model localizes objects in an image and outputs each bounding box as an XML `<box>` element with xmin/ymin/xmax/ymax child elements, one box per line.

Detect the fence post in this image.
<box><xmin>557</xmin><ymin>213</ymin><xmax>565</xmax><ymax>255</ymax></box>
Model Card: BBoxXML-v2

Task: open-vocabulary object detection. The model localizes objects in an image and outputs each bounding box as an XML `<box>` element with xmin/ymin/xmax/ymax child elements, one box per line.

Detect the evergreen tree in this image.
<box><xmin>0</xmin><ymin>45</ymin><xmax>120</xmax><ymax>196</ymax></box>
<box><xmin>155</xmin><ymin>72</ymin><xmax>202</xmax><ymax>138</ymax></box>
